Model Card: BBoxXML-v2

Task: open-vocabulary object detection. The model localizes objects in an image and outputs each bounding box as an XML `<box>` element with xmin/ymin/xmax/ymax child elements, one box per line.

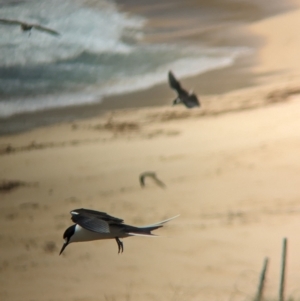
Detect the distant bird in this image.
<box><xmin>0</xmin><ymin>18</ymin><xmax>60</xmax><ymax>36</ymax></box>
<box><xmin>139</xmin><ymin>171</ymin><xmax>166</xmax><ymax>189</ymax></box>
<box><xmin>60</xmin><ymin>208</ymin><xmax>179</xmax><ymax>255</ymax></box>
<box><xmin>168</xmin><ymin>71</ymin><xmax>200</xmax><ymax>108</ymax></box>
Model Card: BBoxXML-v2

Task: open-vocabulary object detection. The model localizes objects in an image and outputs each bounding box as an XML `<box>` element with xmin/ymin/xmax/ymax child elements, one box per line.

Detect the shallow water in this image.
<box><xmin>0</xmin><ymin>0</ymin><xmax>251</xmax><ymax>118</ymax></box>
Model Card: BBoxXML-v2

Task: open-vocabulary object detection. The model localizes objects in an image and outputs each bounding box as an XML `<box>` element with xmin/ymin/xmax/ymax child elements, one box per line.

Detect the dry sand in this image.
<box><xmin>2</xmin><ymin>2</ymin><xmax>300</xmax><ymax>301</ymax></box>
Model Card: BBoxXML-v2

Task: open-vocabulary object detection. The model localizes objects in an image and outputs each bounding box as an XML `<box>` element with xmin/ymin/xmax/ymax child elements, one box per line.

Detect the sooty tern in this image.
<box><xmin>168</xmin><ymin>71</ymin><xmax>200</xmax><ymax>108</ymax></box>
<box><xmin>60</xmin><ymin>208</ymin><xmax>179</xmax><ymax>255</ymax></box>
<box><xmin>0</xmin><ymin>18</ymin><xmax>60</xmax><ymax>36</ymax></box>
<box><xmin>139</xmin><ymin>171</ymin><xmax>166</xmax><ymax>189</ymax></box>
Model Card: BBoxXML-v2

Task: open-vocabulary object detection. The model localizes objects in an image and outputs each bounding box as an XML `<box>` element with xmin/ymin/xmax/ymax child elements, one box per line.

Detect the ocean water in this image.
<box><xmin>0</xmin><ymin>0</ymin><xmax>250</xmax><ymax>118</ymax></box>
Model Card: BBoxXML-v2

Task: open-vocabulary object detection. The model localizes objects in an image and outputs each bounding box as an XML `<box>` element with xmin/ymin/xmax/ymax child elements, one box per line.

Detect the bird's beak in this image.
<box><xmin>59</xmin><ymin>241</ymin><xmax>68</xmax><ymax>255</ymax></box>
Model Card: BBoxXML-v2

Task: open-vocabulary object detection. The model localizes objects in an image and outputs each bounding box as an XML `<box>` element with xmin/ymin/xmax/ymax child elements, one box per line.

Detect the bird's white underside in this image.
<box><xmin>69</xmin><ymin>225</ymin><xmax>129</xmax><ymax>243</ymax></box>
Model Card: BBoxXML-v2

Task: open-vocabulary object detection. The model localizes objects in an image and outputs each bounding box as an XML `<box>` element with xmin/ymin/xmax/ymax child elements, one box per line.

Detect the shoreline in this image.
<box><xmin>0</xmin><ymin>48</ymin><xmax>259</xmax><ymax>136</ymax></box>
<box><xmin>0</xmin><ymin>0</ymin><xmax>289</xmax><ymax>136</ymax></box>
<box><xmin>0</xmin><ymin>0</ymin><xmax>298</xmax><ymax>137</ymax></box>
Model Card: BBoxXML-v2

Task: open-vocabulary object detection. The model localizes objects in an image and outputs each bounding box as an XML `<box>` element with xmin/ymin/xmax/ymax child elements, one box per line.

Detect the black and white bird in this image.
<box><xmin>0</xmin><ymin>18</ymin><xmax>60</xmax><ymax>36</ymax></box>
<box><xmin>60</xmin><ymin>208</ymin><xmax>179</xmax><ymax>255</ymax></box>
<box><xmin>139</xmin><ymin>171</ymin><xmax>166</xmax><ymax>189</ymax></box>
<box><xmin>168</xmin><ymin>71</ymin><xmax>200</xmax><ymax>108</ymax></box>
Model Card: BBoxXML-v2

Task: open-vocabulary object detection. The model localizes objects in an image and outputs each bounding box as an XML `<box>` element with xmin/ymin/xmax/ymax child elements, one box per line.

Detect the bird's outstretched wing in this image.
<box><xmin>70</xmin><ymin>208</ymin><xmax>123</xmax><ymax>234</ymax></box>
<box><xmin>0</xmin><ymin>18</ymin><xmax>23</xmax><ymax>25</ymax></box>
<box><xmin>0</xmin><ymin>18</ymin><xmax>60</xmax><ymax>36</ymax></box>
<box><xmin>168</xmin><ymin>71</ymin><xmax>189</xmax><ymax>96</ymax></box>
<box><xmin>153</xmin><ymin>176</ymin><xmax>166</xmax><ymax>188</ymax></box>
<box><xmin>139</xmin><ymin>173</ymin><xmax>146</xmax><ymax>187</ymax></box>
<box><xmin>33</xmin><ymin>24</ymin><xmax>60</xmax><ymax>36</ymax></box>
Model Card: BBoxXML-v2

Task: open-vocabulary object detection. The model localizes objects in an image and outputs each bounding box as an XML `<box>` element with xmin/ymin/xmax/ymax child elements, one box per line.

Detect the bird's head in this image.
<box><xmin>59</xmin><ymin>224</ymin><xmax>76</xmax><ymax>255</ymax></box>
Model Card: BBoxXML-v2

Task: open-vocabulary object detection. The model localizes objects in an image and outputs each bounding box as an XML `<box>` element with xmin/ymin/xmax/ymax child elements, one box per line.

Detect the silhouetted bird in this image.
<box><xmin>168</xmin><ymin>71</ymin><xmax>200</xmax><ymax>108</ymax></box>
<box><xmin>139</xmin><ymin>171</ymin><xmax>166</xmax><ymax>189</ymax></box>
<box><xmin>59</xmin><ymin>208</ymin><xmax>178</xmax><ymax>254</ymax></box>
<box><xmin>0</xmin><ymin>18</ymin><xmax>60</xmax><ymax>36</ymax></box>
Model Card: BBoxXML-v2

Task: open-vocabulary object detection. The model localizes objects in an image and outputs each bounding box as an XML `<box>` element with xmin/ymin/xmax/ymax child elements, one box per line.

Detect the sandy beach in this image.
<box><xmin>2</xmin><ymin>1</ymin><xmax>300</xmax><ymax>301</ymax></box>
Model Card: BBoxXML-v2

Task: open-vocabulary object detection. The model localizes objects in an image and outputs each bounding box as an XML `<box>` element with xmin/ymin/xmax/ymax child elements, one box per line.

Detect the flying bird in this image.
<box><xmin>60</xmin><ymin>208</ymin><xmax>179</xmax><ymax>255</ymax></box>
<box><xmin>139</xmin><ymin>171</ymin><xmax>166</xmax><ymax>188</ymax></box>
<box><xmin>168</xmin><ymin>71</ymin><xmax>200</xmax><ymax>108</ymax></box>
<box><xmin>0</xmin><ymin>18</ymin><xmax>60</xmax><ymax>36</ymax></box>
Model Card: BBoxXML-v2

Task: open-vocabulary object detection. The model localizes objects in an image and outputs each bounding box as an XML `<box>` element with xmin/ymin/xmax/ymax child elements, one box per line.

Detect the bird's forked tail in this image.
<box><xmin>126</xmin><ymin>215</ymin><xmax>179</xmax><ymax>237</ymax></box>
